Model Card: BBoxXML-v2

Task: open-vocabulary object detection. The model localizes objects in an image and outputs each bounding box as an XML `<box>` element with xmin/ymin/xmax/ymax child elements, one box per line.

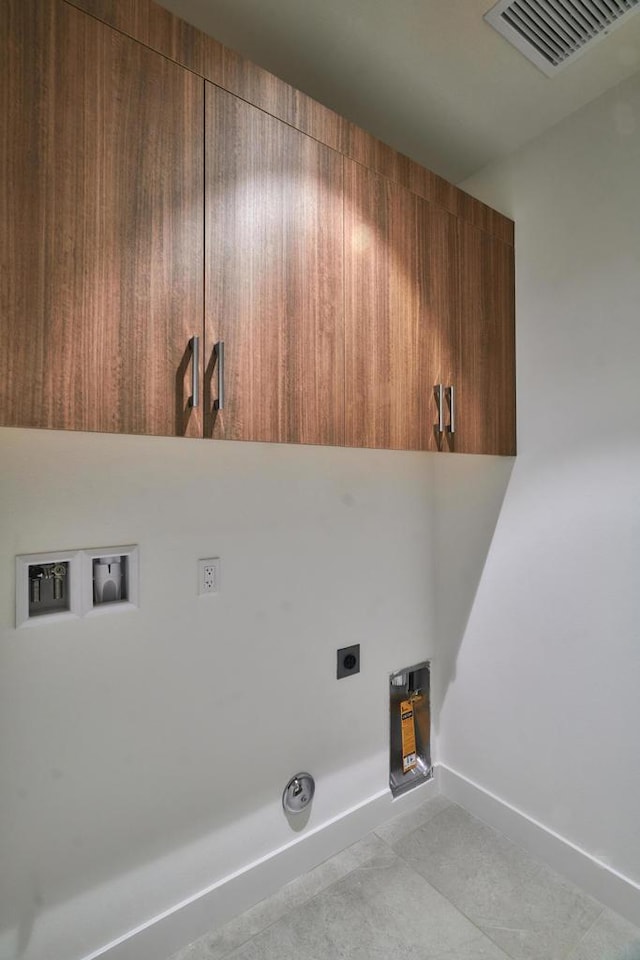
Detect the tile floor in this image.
<box><xmin>170</xmin><ymin>795</ymin><xmax>640</xmax><ymax>960</ymax></box>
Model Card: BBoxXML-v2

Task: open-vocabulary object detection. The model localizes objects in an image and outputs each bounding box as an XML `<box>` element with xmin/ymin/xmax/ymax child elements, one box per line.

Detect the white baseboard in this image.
<box><xmin>82</xmin><ymin>776</ymin><xmax>438</xmax><ymax>960</ymax></box>
<box><xmin>438</xmin><ymin>763</ymin><xmax>640</xmax><ymax>927</ymax></box>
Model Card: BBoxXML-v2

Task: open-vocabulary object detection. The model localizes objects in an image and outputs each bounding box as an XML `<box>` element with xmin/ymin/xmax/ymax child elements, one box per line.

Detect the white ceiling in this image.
<box><xmin>158</xmin><ymin>0</ymin><xmax>640</xmax><ymax>182</ymax></box>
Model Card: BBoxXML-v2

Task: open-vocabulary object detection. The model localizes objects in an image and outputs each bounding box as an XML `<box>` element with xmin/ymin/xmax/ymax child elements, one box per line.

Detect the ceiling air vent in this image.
<box><xmin>485</xmin><ymin>0</ymin><xmax>640</xmax><ymax>76</ymax></box>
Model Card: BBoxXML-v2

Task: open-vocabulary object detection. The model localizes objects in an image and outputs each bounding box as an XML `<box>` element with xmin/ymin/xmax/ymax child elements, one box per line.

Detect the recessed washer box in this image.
<box><xmin>15</xmin><ymin>544</ymin><xmax>139</xmax><ymax>627</ymax></box>
<box><xmin>15</xmin><ymin>548</ymin><xmax>83</xmax><ymax>627</ymax></box>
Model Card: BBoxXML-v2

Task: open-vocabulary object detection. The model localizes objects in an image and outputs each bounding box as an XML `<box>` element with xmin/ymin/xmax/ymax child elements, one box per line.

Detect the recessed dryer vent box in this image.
<box><xmin>84</xmin><ymin>545</ymin><xmax>139</xmax><ymax>615</ymax></box>
<box><xmin>389</xmin><ymin>661</ymin><xmax>432</xmax><ymax>798</ymax></box>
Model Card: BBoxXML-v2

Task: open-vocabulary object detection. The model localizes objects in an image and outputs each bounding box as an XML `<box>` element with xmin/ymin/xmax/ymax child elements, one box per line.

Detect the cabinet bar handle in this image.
<box><xmin>215</xmin><ymin>340</ymin><xmax>225</xmax><ymax>410</ymax></box>
<box><xmin>435</xmin><ymin>384</ymin><xmax>445</xmax><ymax>435</ymax></box>
<box><xmin>189</xmin><ymin>335</ymin><xmax>199</xmax><ymax>408</ymax></box>
<box><xmin>447</xmin><ymin>384</ymin><xmax>455</xmax><ymax>434</ymax></box>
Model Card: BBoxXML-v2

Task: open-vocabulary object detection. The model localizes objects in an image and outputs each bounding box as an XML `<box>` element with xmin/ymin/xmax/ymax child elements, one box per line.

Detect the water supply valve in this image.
<box><xmin>282</xmin><ymin>772</ymin><xmax>315</xmax><ymax>815</ymax></box>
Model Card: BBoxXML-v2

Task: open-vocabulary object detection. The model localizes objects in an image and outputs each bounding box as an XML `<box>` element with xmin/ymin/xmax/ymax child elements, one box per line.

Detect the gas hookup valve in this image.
<box><xmin>282</xmin><ymin>772</ymin><xmax>315</xmax><ymax>815</ymax></box>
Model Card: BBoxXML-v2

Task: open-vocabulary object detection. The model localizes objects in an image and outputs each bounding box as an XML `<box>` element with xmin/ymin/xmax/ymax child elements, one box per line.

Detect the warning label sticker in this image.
<box><xmin>400</xmin><ymin>699</ymin><xmax>417</xmax><ymax>773</ymax></box>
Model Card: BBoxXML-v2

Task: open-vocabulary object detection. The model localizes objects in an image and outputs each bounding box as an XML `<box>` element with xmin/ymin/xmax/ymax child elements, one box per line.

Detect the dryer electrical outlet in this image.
<box><xmin>198</xmin><ymin>558</ymin><xmax>220</xmax><ymax>595</ymax></box>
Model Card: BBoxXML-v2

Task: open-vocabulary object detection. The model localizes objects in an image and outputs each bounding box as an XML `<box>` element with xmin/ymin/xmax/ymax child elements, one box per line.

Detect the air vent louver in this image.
<box><xmin>485</xmin><ymin>0</ymin><xmax>640</xmax><ymax>76</ymax></box>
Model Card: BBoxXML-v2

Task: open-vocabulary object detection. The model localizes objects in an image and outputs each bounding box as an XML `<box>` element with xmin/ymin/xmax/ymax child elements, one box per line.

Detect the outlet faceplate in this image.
<box><xmin>337</xmin><ymin>644</ymin><xmax>360</xmax><ymax>679</ymax></box>
<box><xmin>198</xmin><ymin>558</ymin><xmax>220</xmax><ymax>595</ymax></box>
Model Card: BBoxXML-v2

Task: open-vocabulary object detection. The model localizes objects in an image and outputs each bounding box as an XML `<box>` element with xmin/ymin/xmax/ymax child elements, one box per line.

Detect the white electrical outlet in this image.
<box><xmin>198</xmin><ymin>558</ymin><xmax>220</xmax><ymax>595</ymax></box>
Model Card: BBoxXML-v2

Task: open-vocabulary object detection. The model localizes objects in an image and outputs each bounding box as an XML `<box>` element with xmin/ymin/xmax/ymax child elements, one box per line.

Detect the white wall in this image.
<box><xmin>435</xmin><ymin>68</ymin><xmax>640</xmax><ymax>892</ymax></box>
<box><xmin>6</xmin><ymin>61</ymin><xmax>640</xmax><ymax>960</ymax></box>
<box><xmin>0</xmin><ymin>430</ymin><xmax>436</xmax><ymax>959</ymax></box>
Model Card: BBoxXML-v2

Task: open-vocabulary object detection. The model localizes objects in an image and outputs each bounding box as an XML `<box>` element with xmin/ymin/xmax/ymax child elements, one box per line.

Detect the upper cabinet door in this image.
<box><xmin>344</xmin><ymin>159</ymin><xmax>458</xmax><ymax>450</ymax></box>
<box><xmin>205</xmin><ymin>84</ymin><xmax>344</xmax><ymax>445</ymax></box>
<box><xmin>454</xmin><ymin>221</ymin><xmax>516</xmax><ymax>456</ymax></box>
<box><xmin>0</xmin><ymin>0</ymin><xmax>204</xmax><ymax>437</ymax></box>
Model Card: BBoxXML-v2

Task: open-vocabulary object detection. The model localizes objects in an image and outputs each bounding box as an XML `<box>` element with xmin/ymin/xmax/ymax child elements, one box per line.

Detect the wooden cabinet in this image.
<box><xmin>205</xmin><ymin>84</ymin><xmax>344</xmax><ymax>446</ymax></box>
<box><xmin>0</xmin><ymin>0</ymin><xmax>203</xmax><ymax>437</ymax></box>
<box><xmin>453</xmin><ymin>221</ymin><xmax>516</xmax><ymax>456</ymax></box>
<box><xmin>344</xmin><ymin>160</ymin><xmax>515</xmax><ymax>455</ymax></box>
<box><xmin>344</xmin><ymin>159</ymin><xmax>458</xmax><ymax>450</ymax></box>
<box><xmin>1</xmin><ymin>0</ymin><xmax>515</xmax><ymax>455</ymax></box>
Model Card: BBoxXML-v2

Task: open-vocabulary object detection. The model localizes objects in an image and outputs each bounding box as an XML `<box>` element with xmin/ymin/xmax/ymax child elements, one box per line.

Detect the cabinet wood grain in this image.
<box><xmin>3</xmin><ymin>0</ymin><xmax>516</xmax><ymax>454</ymax></box>
<box><xmin>344</xmin><ymin>159</ymin><xmax>458</xmax><ymax>450</ymax></box>
<box><xmin>454</xmin><ymin>221</ymin><xmax>516</xmax><ymax>455</ymax></box>
<box><xmin>0</xmin><ymin>0</ymin><xmax>203</xmax><ymax>436</ymax></box>
<box><xmin>205</xmin><ymin>84</ymin><xmax>344</xmax><ymax>445</ymax></box>
<box><xmin>65</xmin><ymin>0</ymin><xmax>513</xmax><ymax>246</ymax></box>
